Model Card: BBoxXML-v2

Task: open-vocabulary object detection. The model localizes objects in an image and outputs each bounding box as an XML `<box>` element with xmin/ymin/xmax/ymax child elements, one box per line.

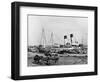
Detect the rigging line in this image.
<box><xmin>53</xmin><ymin>32</ymin><xmax>63</xmax><ymax>45</ymax></box>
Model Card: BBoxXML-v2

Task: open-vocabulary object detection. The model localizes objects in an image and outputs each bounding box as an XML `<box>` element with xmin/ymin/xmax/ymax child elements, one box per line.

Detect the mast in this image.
<box><xmin>50</xmin><ymin>32</ymin><xmax>54</xmax><ymax>47</ymax></box>
<box><xmin>40</xmin><ymin>28</ymin><xmax>46</xmax><ymax>48</ymax></box>
<box><xmin>81</xmin><ymin>34</ymin><xmax>84</xmax><ymax>45</ymax></box>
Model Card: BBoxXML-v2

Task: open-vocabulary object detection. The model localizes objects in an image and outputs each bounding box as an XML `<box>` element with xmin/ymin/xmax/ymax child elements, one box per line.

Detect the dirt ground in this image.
<box><xmin>27</xmin><ymin>52</ymin><xmax>87</xmax><ymax>66</ymax></box>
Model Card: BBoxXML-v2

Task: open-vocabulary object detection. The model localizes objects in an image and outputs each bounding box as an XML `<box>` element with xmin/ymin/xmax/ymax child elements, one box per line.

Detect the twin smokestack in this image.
<box><xmin>64</xmin><ymin>34</ymin><xmax>73</xmax><ymax>45</ymax></box>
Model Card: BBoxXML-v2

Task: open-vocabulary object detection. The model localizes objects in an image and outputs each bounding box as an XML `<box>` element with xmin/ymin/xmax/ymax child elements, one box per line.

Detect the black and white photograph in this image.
<box><xmin>27</xmin><ymin>15</ymin><xmax>88</xmax><ymax>66</ymax></box>
<box><xmin>11</xmin><ymin>2</ymin><xmax>97</xmax><ymax>80</ymax></box>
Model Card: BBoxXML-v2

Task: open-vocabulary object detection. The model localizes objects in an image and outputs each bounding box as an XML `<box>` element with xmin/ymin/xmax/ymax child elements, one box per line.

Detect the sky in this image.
<box><xmin>28</xmin><ymin>15</ymin><xmax>88</xmax><ymax>46</ymax></box>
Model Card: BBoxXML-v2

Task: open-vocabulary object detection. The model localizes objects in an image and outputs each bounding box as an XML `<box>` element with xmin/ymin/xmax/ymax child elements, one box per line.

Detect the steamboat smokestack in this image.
<box><xmin>64</xmin><ymin>35</ymin><xmax>67</xmax><ymax>46</ymax></box>
<box><xmin>70</xmin><ymin>34</ymin><xmax>73</xmax><ymax>46</ymax></box>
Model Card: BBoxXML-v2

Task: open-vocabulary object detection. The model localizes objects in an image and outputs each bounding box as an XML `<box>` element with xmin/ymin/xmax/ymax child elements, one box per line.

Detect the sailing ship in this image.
<box><xmin>33</xmin><ymin>28</ymin><xmax>87</xmax><ymax>55</ymax></box>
